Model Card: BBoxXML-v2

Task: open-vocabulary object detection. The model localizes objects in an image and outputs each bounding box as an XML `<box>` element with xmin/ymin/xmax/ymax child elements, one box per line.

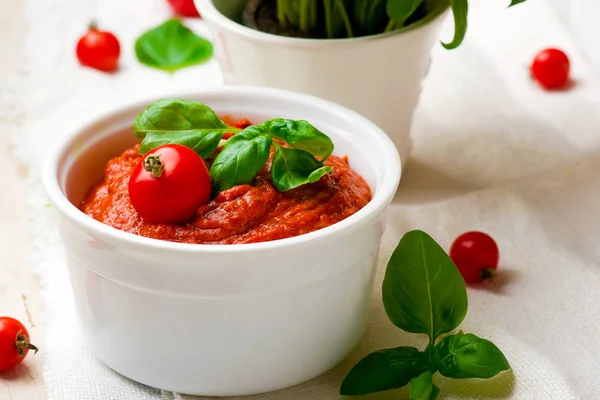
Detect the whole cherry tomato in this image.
<box><xmin>0</xmin><ymin>317</ymin><xmax>38</xmax><ymax>372</ymax></box>
<box><xmin>76</xmin><ymin>22</ymin><xmax>121</xmax><ymax>72</ymax></box>
<box><xmin>167</xmin><ymin>0</ymin><xmax>201</xmax><ymax>17</ymax></box>
<box><xmin>449</xmin><ymin>231</ymin><xmax>499</xmax><ymax>284</ymax></box>
<box><xmin>530</xmin><ymin>48</ymin><xmax>570</xmax><ymax>90</ymax></box>
<box><xmin>128</xmin><ymin>144</ymin><xmax>211</xmax><ymax>223</ymax></box>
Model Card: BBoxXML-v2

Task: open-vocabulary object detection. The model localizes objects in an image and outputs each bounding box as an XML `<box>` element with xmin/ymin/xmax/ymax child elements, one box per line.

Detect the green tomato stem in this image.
<box><xmin>480</xmin><ymin>268</ymin><xmax>497</xmax><ymax>281</ymax></box>
<box><xmin>15</xmin><ymin>330</ymin><xmax>38</xmax><ymax>356</ymax></box>
<box><xmin>143</xmin><ymin>154</ymin><xmax>165</xmax><ymax>178</ymax></box>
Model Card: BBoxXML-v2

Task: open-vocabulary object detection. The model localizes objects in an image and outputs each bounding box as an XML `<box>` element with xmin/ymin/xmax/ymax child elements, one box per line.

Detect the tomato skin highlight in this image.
<box><xmin>530</xmin><ymin>48</ymin><xmax>570</xmax><ymax>90</ymax></box>
<box><xmin>167</xmin><ymin>0</ymin><xmax>201</xmax><ymax>17</ymax></box>
<box><xmin>76</xmin><ymin>24</ymin><xmax>121</xmax><ymax>72</ymax></box>
<box><xmin>128</xmin><ymin>144</ymin><xmax>212</xmax><ymax>224</ymax></box>
<box><xmin>0</xmin><ymin>317</ymin><xmax>38</xmax><ymax>372</ymax></box>
<box><xmin>449</xmin><ymin>231</ymin><xmax>499</xmax><ymax>284</ymax></box>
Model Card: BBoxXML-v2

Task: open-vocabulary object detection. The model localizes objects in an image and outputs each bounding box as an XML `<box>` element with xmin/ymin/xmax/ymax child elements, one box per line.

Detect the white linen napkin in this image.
<box><xmin>7</xmin><ymin>0</ymin><xmax>600</xmax><ymax>398</ymax></box>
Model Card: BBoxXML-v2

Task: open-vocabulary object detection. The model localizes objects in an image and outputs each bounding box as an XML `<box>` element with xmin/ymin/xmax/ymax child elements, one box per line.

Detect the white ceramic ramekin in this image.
<box><xmin>195</xmin><ymin>0</ymin><xmax>448</xmax><ymax>166</ymax></box>
<box><xmin>42</xmin><ymin>86</ymin><xmax>401</xmax><ymax>396</ymax></box>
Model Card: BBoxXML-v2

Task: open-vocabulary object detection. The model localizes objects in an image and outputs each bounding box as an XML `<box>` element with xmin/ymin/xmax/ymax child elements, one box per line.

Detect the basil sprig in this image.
<box><xmin>341</xmin><ymin>230</ymin><xmax>511</xmax><ymax>399</ymax></box>
<box><xmin>133</xmin><ymin>99</ymin><xmax>334</xmax><ymax>194</ymax></box>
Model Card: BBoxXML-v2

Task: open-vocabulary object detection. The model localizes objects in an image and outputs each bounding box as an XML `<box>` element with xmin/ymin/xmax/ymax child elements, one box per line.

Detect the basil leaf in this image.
<box><xmin>509</xmin><ymin>0</ymin><xmax>527</xmax><ymax>6</ymax></box>
<box><xmin>410</xmin><ymin>372</ymin><xmax>440</xmax><ymax>400</ymax></box>
<box><xmin>210</xmin><ymin>126</ymin><xmax>272</xmax><ymax>194</ymax></box>
<box><xmin>382</xmin><ymin>230</ymin><xmax>468</xmax><ymax>342</ymax></box>
<box><xmin>135</xmin><ymin>19</ymin><xmax>213</xmax><ymax>72</ymax></box>
<box><xmin>134</xmin><ymin>99</ymin><xmax>236</xmax><ymax>158</ymax></box>
<box><xmin>442</xmin><ymin>0</ymin><xmax>468</xmax><ymax>50</ymax></box>
<box><xmin>263</xmin><ymin>118</ymin><xmax>334</xmax><ymax>159</ymax></box>
<box><xmin>271</xmin><ymin>145</ymin><xmax>332</xmax><ymax>192</ymax></box>
<box><xmin>386</xmin><ymin>0</ymin><xmax>422</xmax><ymax>25</ymax></box>
<box><xmin>340</xmin><ymin>347</ymin><xmax>428</xmax><ymax>396</ymax></box>
<box><xmin>134</xmin><ymin>99</ymin><xmax>229</xmax><ymax>139</ymax></box>
<box><xmin>436</xmin><ymin>333</ymin><xmax>511</xmax><ymax>379</ymax></box>
<box><xmin>139</xmin><ymin>131</ymin><xmax>224</xmax><ymax>159</ymax></box>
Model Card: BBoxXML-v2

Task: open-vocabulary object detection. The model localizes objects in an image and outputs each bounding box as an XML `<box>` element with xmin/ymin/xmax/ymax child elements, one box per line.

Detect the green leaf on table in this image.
<box><xmin>386</xmin><ymin>0</ymin><xmax>423</xmax><ymax>25</ymax></box>
<box><xmin>382</xmin><ymin>230</ymin><xmax>468</xmax><ymax>342</ymax></box>
<box><xmin>135</xmin><ymin>18</ymin><xmax>213</xmax><ymax>72</ymax></box>
<box><xmin>264</xmin><ymin>118</ymin><xmax>334</xmax><ymax>159</ymax></box>
<box><xmin>410</xmin><ymin>371</ymin><xmax>440</xmax><ymax>400</ymax></box>
<box><xmin>508</xmin><ymin>0</ymin><xmax>527</xmax><ymax>6</ymax></box>
<box><xmin>340</xmin><ymin>346</ymin><xmax>429</xmax><ymax>396</ymax></box>
<box><xmin>436</xmin><ymin>333</ymin><xmax>511</xmax><ymax>379</ymax></box>
<box><xmin>134</xmin><ymin>99</ymin><xmax>238</xmax><ymax>158</ymax></box>
<box><xmin>442</xmin><ymin>0</ymin><xmax>468</xmax><ymax>50</ymax></box>
<box><xmin>210</xmin><ymin>126</ymin><xmax>272</xmax><ymax>194</ymax></box>
<box><xmin>271</xmin><ymin>145</ymin><xmax>332</xmax><ymax>192</ymax></box>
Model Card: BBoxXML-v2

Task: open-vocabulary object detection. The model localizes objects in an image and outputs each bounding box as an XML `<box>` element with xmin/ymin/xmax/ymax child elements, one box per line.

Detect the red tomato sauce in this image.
<box><xmin>80</xmin><ymin>119</ymin><xmax>372</xmax><ymax>245</ymax></box>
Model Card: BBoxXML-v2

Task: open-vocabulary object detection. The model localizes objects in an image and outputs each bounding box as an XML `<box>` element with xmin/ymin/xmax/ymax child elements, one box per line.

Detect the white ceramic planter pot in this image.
<box><xmin>196</xmin><ymin>0</ymin><xmax>449</xmax><ymax>165</ymax></box>
<box><xmin>43</xmin><ymin>86</ymin><xmax>400</xmax><ymax>396</ymax></box>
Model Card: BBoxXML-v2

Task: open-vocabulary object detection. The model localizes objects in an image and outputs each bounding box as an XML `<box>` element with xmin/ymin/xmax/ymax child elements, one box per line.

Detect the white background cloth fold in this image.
<box><xmin>6</xmin><ymin>0</ymin><xmax>600</xmax><ymax>398</ymax></box>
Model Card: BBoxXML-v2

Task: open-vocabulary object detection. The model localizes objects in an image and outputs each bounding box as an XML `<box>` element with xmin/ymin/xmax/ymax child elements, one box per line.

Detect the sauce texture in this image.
<box><xmin>81</xmin><ymin>120</ymin><xmax>372</xmax><ymax>244</ymax></box>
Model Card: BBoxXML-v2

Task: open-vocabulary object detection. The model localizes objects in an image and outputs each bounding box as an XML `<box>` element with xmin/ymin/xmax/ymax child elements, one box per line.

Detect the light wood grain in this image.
<box><xmin>0</xmin><ymin>0</ymin><xmax>47</xmax><ymax>398</ymax></box>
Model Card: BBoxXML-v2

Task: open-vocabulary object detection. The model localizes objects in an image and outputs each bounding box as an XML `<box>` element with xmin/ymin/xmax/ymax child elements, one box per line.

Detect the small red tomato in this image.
<box><xmin>449</xmin><ymin>231</ymin><xmax>499</xmax><ymax>284</ymax></box>
<box><xmin>530</xmin><ymin>48</ymin><xmax>570</xmax><ymax>90</ymax></box>
<box><xmin>76</xmin><ymin>22</ymin><xmax>121</xmax><ymax>72</ymax></box>
<box><xmin>0</xmin><ymin>317</ymin><xmax>38</xmax><ymax>372</ymax></box>
<box><xmin>167</xmin><ymin>0</ymin><xmax>201</xmax><ymax>17</ymax></box>
<box><xmin>128</xmin><ymin>144</ymin><xmax>211</xmax><ymax>223</ymax></box>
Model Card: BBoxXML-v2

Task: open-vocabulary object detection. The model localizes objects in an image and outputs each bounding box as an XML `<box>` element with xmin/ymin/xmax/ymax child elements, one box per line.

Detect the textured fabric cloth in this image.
<box><xmin>6</xmin><ymin>0</ymin><xmax>600</xmax><ymax>398</ymax></box>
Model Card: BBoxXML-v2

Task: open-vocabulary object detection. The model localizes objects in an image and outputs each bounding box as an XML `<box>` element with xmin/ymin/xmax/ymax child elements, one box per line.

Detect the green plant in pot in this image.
<box><xmin>195</xmin><ymin>0</ymin><xmax>527</xmax><ymax>166</ymax></box>
<box><xmin>242</xmin><ymin>0</ymin><xmax>526</xmax><ymax>48</ymax></box>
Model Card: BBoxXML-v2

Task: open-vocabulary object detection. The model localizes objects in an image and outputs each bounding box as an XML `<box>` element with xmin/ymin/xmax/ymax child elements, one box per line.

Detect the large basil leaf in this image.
<box><xmin>386</xmin><ymin>0</ymin><xmax>423</xmax><ymax>25</ymax></box>
<box><xmin>135</xmin><ymin>19</ymin><xmax>213</xmax><ymax>72</ymax></box>
<box><xmin>210</xmin><ymin>126</ymin><xmax>272</xmax><ymax>194</ymax></box>
<box><xmin>442</xmin><ymin>0</ymin><xmax>468</xmax><ymax>50</ymax></box>
<box><xmin>382</xmin><ymin>230</ymin><xmax>468</xmax><ymax>341</ymax></box>
<box><xmin>410</xmin><ymin>371</ymin><xmax>440</xmax><ymax>400</ymax></box>
<box><xmin>264</xmin><ymin>118</ymin><xmax>334</xmax><ymax>159</ymax></box>
<box><xmin>134</xmin><ymin>99</ymin><xmax>236</xmax><ymax>158</ymax></box>
<box><xmin>271</xmin><ymin>145</ymin><xmax>332</xmax><ymax>192</ymax></box>
<box><xmin>340</xmin><ymin>347</ymin><xmax>429</xmax><ymax>396</ymax></box>
<box><xmin>436</xmin><ymin>333</ymin><xmax>511</xmax><ymax>379</ymax></box>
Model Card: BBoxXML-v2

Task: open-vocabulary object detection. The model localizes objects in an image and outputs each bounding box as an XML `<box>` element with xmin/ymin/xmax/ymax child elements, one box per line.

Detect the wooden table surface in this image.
<box><xmin>0</xmin><ymin>0</ymin><xmax>47</xmax><ymax>398</ymax></box>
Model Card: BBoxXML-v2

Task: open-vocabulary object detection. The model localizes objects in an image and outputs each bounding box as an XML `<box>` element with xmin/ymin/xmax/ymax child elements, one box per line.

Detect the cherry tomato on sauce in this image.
<box><xmin>76</xmin><ymin>22</ymin><xmax>121</xmax><ymax>72</ymax></box>
<box><xmin>167</xmin><ymin>0</ymin><xmax>201</xmax><ymax>17</ymax></box>
<box><xmin>449</xmin><ymin>231</ymin><xmax>499</xmax><ymax>284</ymax></box>
<box><xmin>128</xmin><ymin>144</ymin><xmax>211</xmax><ymax>224</ymax></box>
<box><xmin>530</xmin><ymin>48</ymin><xmax>570</xmax><ymax>90</ymax></box>
<box><xmin>0</xmin><ymin>317</ymin><xmax>38</xmax><ymax>372</ymax></box>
